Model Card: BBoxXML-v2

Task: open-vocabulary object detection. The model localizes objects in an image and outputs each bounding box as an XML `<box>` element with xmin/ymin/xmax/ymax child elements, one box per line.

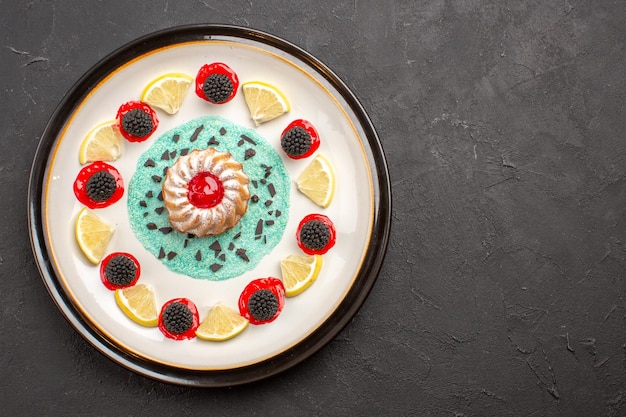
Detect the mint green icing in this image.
<box><xmin>127</xmin><ymin>116</ymin><xmax>290</xmax><ymax>281</ymax></box>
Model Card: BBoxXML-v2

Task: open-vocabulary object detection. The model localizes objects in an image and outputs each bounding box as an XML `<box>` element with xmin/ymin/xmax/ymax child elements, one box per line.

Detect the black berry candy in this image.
<box><xmin>73</xmin><ymin>161</ymin><xmax>124</xmax><ymax>209</ymax></box>
<box><xmin>247</xmin><ymin>289</ymin><xmax>279</xmax><ymax>322</ymax></box>
<box><xmin>122</xmin><ymin>108</ymin><xmax>153</xmax><ymax>137</ymax></box>
<box><xmin>85</xmin><ymin>170</ymin><xmax>117</xmax><ymax>202</ymax></box>
<box><xmin>158</xmin><ymin>298</ymin><xmax>199</xmax><ymax>340</ymax></box>
<box><xmin>238</xmin><ymin>278</ymin><xmax>285</xmax><ymax>325</ymax></box>
<box><xmin>296</xmin><ymin>213</ymin><xmax>336</xmax><ymax>255</ymax></box>
<box><xmin>195</xmin><ymin>62</ymin><xmax>239</xmax><ymax>104</ymax></box>
<box><xmin>202</xmin><ymin>73</ymin><xmax>234</xmax><ymax>104</ymax></box>
<box><xmin>99</xmin><ymin>252</ymin><xmax>140</xmax><ymax>290</ymax></box>
<box><xmin>280</xmin><ymin>119</ymin><xmax>320</xmax><ymax>159</ymax></box>
<box><xmin>116</xmin><ymin>101</ymin><xmax>159</xmax><ymax>142</ymax></box>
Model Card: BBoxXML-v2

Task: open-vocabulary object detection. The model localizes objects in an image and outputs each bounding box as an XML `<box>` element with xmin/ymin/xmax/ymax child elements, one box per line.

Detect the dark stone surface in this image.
<box><xmin>2</xmin><ymin>0</ymin><xmax>626</xmax><ymax>415</ymax></box>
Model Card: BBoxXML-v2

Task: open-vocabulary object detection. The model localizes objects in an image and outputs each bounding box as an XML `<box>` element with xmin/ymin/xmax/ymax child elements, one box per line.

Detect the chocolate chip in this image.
<box><xmin>139</xmin><ymin>200</ymin><xmax>147</xmax><ymax>208</ymax></box>
<box><xmin>152</xmin><ymin>175</ymin><xmax>162</xmax><ymax>183</ymax></box>
<box><xmin>147</xmin><ymin>223</ymin><xmax>157</xmax><ymax>230</ymax></box>
<box><xmin>244</xmin><ymin>148</ymin><xmax>256</xmax><ymax>160</ymax></box>
<box><xmin>228</xmin><ymin>242</ymin><xmax>235</xmax><ymax>251</ymax></box>
<box><xmin>144</xmin><ymin>158</ymin><xmax>155</xmax><ymax>167</ymax></box>
<box><xmin>241</xmin><ymin>134</ymin><xmax>256</xmax><ymax>145</ymax></box>
<box><xmin>190</xmin><ymin>125</ymin><xmax>204</xmax><ymax>142</ymax></box>
<box><xmin>265</xmin><ymin>200</ymin><xmax>273</xmax><ymax>207</ymax></box>
<box><xmin>210</xmin><ymin>263</ymin><xmax>223</xmax><ymax>272</ymax></box>
<box><xmin>180</xmin><ymin>148</ymin><xmax>189</xmax><ymax>156</ymax></box>
<box><xmin>236</xmin><ymin>248</ymin><xmax>249</xmax><ymax>262</ymax></box>
<box><xmin>219</xmin><ymin>253</ymin><xmax>226</xmax><ymax>262</ymax></box>
<box><xmin>251</xmin><ymin>195</ymin><xmax>259</xmax><ymax>203</ymax></box>
<box><xmin>209</xmin><ymin>240</ymin><xmax>222</xmax><ymax>255</ymax></box>
<box><xmin>195</xmin><ymin>250</ymin><xmax>202</xmax><ymax>261</ymax></box>
<box><xmin>159</xmin><ymin>227</ymin><xmax>173</xmax><ymax>234</ymax></box>
<box><xmin>161</xmin><ymin>150</ymin><xmax>170</xmax><ymax>160</ymax></box>
<box><xmin>265</xmin><ymin>220</ymin><xmax>275</xmax><ymax>226</ymax></box>
<box><xmin>172</xmin><ymin>134</ymin><xmax>180</xmax><ymax>143</ymax></box>
<box><xmin>268</xmin><ymin>183</ymin><xmax>276</xmax><ymax>197</ymax></box>
<box><xmin>167</xmin><ymin>251</ymin><xmax>177</xmax><ymax>260</ymax></box>
<box><xmin>208</xmin><ymin>136</ymin><xmax>219</xmax><ymax>146</ymax></box>
<box><xmin>219</xmin><ymin>127</ymin><xmax>227</xmax><ymax>136</ymax></box>
<box><xmin>155</xmin><ymin>207</ymin><xmax>164</xmax><ymax>215</ymax></box>
<box><xmin>146</xmin><ymin>191</ymin><xmax>154</xmax><ymax>198</ymax></box>
<box><xmin>158</xmin><ymin>247</ymin><xmax>166</xmax><ymax>259</ymax></box>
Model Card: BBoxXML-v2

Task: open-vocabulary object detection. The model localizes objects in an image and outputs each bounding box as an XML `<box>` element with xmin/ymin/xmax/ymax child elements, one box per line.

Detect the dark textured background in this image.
<box><xmin>2</xmin><ymin>0</ymin><xmax>626</xmax><ymax>415</ymax></box>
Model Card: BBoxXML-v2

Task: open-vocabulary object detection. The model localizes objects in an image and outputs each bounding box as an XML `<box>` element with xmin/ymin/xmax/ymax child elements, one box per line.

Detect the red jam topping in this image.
<box><xmin>238</xmin><ymin>277</ymin><xmax>285</xmax><ymax>325</ymax></box>
<box><xmin>158</xmin><ymin>298</ymin><xmax>199</xmax><ymax>340</ymax></box>
<box><xmin>280</xmin><ymin>119</ymin><xmax>320</xmax><ymax>159</ymax></box>
<box><xmin>195</xmin><ymin>62</ymin><xmax>239</xmax><ymax>104</ymax></box>
<box><xmin>73</xmin><ymin>161</ymin><xmax>124</xmax><ymax>209</ymax></box>
<box><xmin>296</xmin><ymin>213</ymin><xmax>337</xmax><ymax>255</ymax></box>
<box><xmin>99</xmin><ymin>252</ymin><xmax>140</xmax><ymax>290</ymax></box>
<box><xmin>187</xmin><ymin>172</ymin><xmax>225</xmax><ymax>208</ymax></box>
<box><xmin>116</xmin><ymin>101</ymin><xmax>159</xmax><ymax>142</ymax></box>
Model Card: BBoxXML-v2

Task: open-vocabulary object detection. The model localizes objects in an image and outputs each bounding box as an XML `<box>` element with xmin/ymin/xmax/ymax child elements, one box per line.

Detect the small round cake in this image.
<box><xmin>162</xmin><ymin>148</ymin><xmax>250</xmax><ymax>237</ymax></box>
<box><xmin>127</xmin><ymin>116</ymin><xmax>290</xmax><ymax>281</ymax></box>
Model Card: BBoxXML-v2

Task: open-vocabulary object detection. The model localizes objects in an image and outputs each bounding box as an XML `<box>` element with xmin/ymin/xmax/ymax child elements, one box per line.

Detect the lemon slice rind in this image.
<box><xmin>75</xmin><ymin>207</ymin><xmax>115</xmax><ymax>264</ymax></box>
<box><xmin>78</xmin><ymin>120</ymin><xmax>123</xmax><ymax>165</ymax></box>
<box><xmin>141</xmin><ymin>73</ymin><xmax>193</xmax><ymax>115</ymax></box>
<box><xmin>280</xmin><ymin>254</ymin><xmax>323</xmax><ymax>297</ymax></box>
<box><xmin>195</xmin><ymin>304</ymin><xmax>249</xmax><ymax>341</ymax></box>
<box><xmin>241</xmin><ymin>81</ymin><xmax>290</xmax><ymax>125</ymax></box>
<box><xmin>296</xmin><ymin>154</ymin><xmax>336</xmax><ymax>208</ymax></box>
<box><xmin>115</xmin><ymin>284</ymin><xmax>158</xmax><ymax>327</ymax></box>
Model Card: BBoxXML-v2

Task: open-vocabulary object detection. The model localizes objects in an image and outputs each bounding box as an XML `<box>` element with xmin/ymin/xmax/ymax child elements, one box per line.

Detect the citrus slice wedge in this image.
<box><xmin>295</xmin><ymin>154</ymin><xmax>336</xmax><ymax>208</ymax></box>
<box><xmin>195</xmin><ymin>304</ymin><xmax>249</xmax><ymax>341</ymax></box>
<box><xmin>75</xmin><ymin>207</ymin><xmax>115</xmax><ymax>264</ymax></box>
<box><xmin>78</xmin><ymin>120</ymin><xmax>123</xmax><ymax>164</ymax></box>
<box><xmin>141</xmin><ymin>73</ymin><xmax>193</xmax><ymax>115</ymax></box>
<box><xmin>115</xmin><ymin>283</ymin><xmax>158</xmax><ymax>327</ymax></box>
<box><xmin>241</xmin><ymin>81</ymin><xmax>290</xmax><ymax>125</ymax></box>
<box><xmin>280</xmin><ymin>254</ymin><xmax>323</xmax><ymax>297</ymax></box>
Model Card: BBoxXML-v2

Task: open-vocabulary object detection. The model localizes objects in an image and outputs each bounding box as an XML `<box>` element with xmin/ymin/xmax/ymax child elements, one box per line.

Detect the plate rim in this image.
<box><xmin>27</xmin><ymin>23</ymin><xmax>391</xmax><ymax>387</ymax></box>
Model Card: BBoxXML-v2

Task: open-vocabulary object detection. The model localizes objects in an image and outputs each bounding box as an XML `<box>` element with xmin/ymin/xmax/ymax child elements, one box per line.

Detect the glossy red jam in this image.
<box><xmin>73</xmin><ymin>161</ymin><xmax>124</xmax><ymax>209</ymax></box>
<box><xmin>195</xmin><ymin>62</ymin><xmax>239</xmax><ymax>104</ymax></box>
<box><xmin>99</xmin><ymin>252</ymin><xmax>140</xmax><ymax>290</ymax></box>
<box><xmin>158</xmin><ymin>298</ymin><xmax>199</xmax><ymax>340</ymax></box>
<box><xmin>116</xmin><ymin>101</ymin><xmax>159</xmax><ymax>142</ymax></box>
<box><xmin>238</xmin><ymin>277</ymin><xmax>285</xmax><ymax>325</ymax></box>
<box><xmin>280</xmin><ymin>119</ymin><xmax>320</xmax><ymax>159</ymax></box>
<box><xmin>187</xmin><ymin>172</ymin><xmax>224</xmax><ymax>208</ymax></box>
<box><xmin>296</xmin><ymin>213</ymin><xmax>337</xmax><ymax>255</ymax></box>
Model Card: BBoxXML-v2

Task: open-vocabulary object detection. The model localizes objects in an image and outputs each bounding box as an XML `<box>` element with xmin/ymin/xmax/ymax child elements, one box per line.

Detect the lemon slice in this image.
<box><xmin>141</xmin><ymin>73</ymin><xmax>193</xmax><ymax>115</ymax></box>
<box><xmin>280</xmin><ymin>254</ymin><xmax>323</xmax><ymax>297</ymax></box>
<box><xmin>241</xmin><ymin>81</ymin><xmax>290</xmax><ymax>125</ymax></box>
<box><xmin>75</xmin><ymin>207</ymin><xmax>115</xmax><ymax>264</ymax></box>
<box><xmin>296</xmin><ymin>154</ymin><xmax>336</xmax><ymax>208</ymax></box>
<box><xmin>195</xmin><ymin>304</ymin><xmax>249</xmax><ymax>341</ymax></box>
<box><xmin>78</xmin><ymin>120</ymin><xmax>123</xmax><ymax>164</ymax></box>
<box><xmin>115</xmin><ymin>284</ymin><xmax>158</xmax><ymax>327</ymax></box>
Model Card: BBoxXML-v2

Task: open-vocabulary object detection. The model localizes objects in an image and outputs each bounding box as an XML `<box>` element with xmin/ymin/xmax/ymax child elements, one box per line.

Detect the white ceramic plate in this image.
<box><xmin>29</xmin><ymin>25</ymin><xmax>390</xmax><ymax>386</ymax></box>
